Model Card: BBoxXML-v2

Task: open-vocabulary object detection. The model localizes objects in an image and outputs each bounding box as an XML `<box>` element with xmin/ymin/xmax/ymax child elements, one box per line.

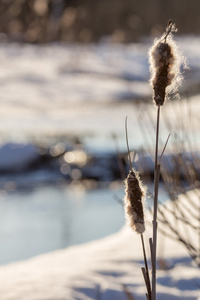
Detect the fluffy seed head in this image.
<box><xmin>124</xmin><ymin>170</ymin><xmax>146</xmax><ymax>234</ymax></box>
<box><xmin>149</xmin><ymin>22</ymin><xmax>185</xmax><ymax>106</ymax></box>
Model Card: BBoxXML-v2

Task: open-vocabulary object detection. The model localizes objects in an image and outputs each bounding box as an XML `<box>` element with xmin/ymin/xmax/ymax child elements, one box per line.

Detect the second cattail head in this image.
<box><xmin>124</xmin><ymin>169</ymin><xmax>146</xmax><ymax>234</ymax></box>
<box><xmin>149</xmin><ymin>21</ymin><xmax>185</xmax><ymax>106</ymax></box>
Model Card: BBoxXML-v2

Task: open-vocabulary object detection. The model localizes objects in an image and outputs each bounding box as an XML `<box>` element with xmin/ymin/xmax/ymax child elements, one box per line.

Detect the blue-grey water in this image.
<box><xmin>0</xmin><ymin>180</ymin><xmax>171</xmax><ymax>265</ymax></box>
<box><xmin>0</xmin><ymin>184</ymin><xmax>125</xmax><ymax>265</ymax></box>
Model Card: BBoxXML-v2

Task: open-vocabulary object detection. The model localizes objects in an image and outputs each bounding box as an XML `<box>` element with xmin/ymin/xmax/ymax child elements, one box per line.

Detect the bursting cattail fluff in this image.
<box><xmin>149</xmin><ymin>22</ymin><xmax>185</xmax><ymax>106</ymax></box>
<box><xmin>124</xmin><ymin>169</ymin><xmax>146</xmax><ymax>234</ymax></box>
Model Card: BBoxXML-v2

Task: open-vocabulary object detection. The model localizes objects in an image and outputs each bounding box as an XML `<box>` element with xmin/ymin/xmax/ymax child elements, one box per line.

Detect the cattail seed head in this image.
<box><xmin>124</xmin><ymin>169</ymin><xmax>146</xmax><ymax>234</ymax></box>
<box><xmin>149</xmin><ymin>22</ymin><xmax>185</xmax><ymax>106</ymax></box>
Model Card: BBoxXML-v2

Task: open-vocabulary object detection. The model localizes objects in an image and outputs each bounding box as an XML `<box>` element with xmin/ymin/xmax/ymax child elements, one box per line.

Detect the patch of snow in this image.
<box><xmin>0</xmin><ymin>39</ymin><xmax>199</xmax><ymax>151</ymax></box>
<box><xmin>0</xmin><ymin>190</ymin><xmax>199</xmax><ymax>299</ymax></box>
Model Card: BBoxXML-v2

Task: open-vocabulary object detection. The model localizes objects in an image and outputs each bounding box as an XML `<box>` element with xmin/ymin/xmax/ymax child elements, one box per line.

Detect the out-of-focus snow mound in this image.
<box><xmin>0</xmin><ymin>190</ymin><xmax>199</xmax><ymax>300</ymax></box>
<box><xmin>0</xmin><ymin>37</ymin><xmax>199</xmax><ymax>144</ymax></box>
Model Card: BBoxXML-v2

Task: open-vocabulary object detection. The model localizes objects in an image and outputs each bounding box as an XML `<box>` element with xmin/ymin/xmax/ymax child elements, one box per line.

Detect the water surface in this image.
<box><xmin>0</xmin><ymin>184</ymin><xmax>125</xmax><ymax>265</ymax></box>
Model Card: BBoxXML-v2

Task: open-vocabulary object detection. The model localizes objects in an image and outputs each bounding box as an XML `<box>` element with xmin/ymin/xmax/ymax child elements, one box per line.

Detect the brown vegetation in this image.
<box><xmin>0</xmin><ymin>0</ymin><xmax>200</xmax><ymax>43</ymax></box>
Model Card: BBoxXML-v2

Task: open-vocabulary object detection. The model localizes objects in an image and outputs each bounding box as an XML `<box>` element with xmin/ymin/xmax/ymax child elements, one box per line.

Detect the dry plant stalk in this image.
<box><xmin>123</xmin><ymin>21</ymin><xmax>185</xmax><ymax>300</ymax></box>
<box><xmin>124</xmin><ymin>117</ymin><xmax>146</xmax><ymax>235</ymax></box>
<box><xmin>124</xmin><ymin>169</ymin><xmax>151</xmax><ymax>299</ymax></box>
<box><xmin>122</xmin><ymin>284</ymin><xmax>137</xmax><ymax>300</ymax></box>
<box><xmin>124</xmin><ymin>118</ymin><xmax>151</xmax><ymax>300</ymax></box>
<box><xmin>159</xmin><ymin>150</ymin><xmax>200</xmax><ymax>267</ymax></box>
<box><xmin>148</xmin><ymin>20</ymin><xmax>185</xmax><ymax>300</ymax></box>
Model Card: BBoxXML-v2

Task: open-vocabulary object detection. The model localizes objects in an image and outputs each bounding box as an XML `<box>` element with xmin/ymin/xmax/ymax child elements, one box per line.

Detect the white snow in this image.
<box><xmin>0</xmin><ymin>37</ymin><xmax>199</xmax><ymax>299</ymax></box>
<box><xmin>0</xmin><ymin>42</ymin><xmax>151</xmax><ymax>154</ymax></box>
<box><xmin>0</xmin><ymin>42</ymin><xmax>150</xmax><ymax>145</ymax></box>
<box><xmin>0</xmin><ymin>37</ymin><xmax>199</xmax><ymax>151</ymax></box>
<box><xmin>0</xmin><ymin>190</ymin><xmax>199</xmax><ymax>300</ymax></box>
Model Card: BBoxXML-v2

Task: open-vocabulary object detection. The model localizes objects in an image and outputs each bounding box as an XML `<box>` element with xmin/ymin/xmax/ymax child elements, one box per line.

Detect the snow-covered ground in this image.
<box><xmin>0</xmin><ymin>41</ymin><xmax>150</xmax><ymax>147</ymax></box>
<box><xmin>0</xmin><ymin>190</ymin><xmax>199</xmax><ymax>300</ymax></box>
<box><xmin>0</xmin><ymin>36</ymin><xmax>200</xmax><ymax>299</ymax></box>
<box><xmin>0</xmin><ymin>36</ymin><xmax>199</xmax><ymax>151</ymax></box>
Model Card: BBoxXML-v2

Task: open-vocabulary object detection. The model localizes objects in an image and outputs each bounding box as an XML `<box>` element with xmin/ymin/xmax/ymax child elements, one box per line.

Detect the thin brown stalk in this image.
<box><xmin>159</xmin><ymin>133</ymin><xmax>171</xmax><ymax>163</ymax></box>
<box><xmin>112</xmin><ymin>133</ymin><xmax>126</xmax><ymax>180</ymax></box>
<box><xmin>125</xmin><ymin>117</ymin><xmax>152</xmax><ymax>297</ymax></box>
<box><xmin>152</xmin><ymin>105</ymin><xmax>161</xmax><ymax>300</ymax></box>
<box><xmin>122</xmin><ymin>284</ymin><xmax>136</xmax><ymax>300</ymax></box>
<box><xmin>141</xmin><ymin>234</ymin><xmax>152</xmax><ymax>299</ymax></box>
<box><xmin>125</xmin><ymin>116</ymin><xmax>133</xmax><ymax>171</ymax></box>
<box><xmin>158</xmin><ymin>205</ymin><xmax>199</xmax><ymax>263</ymax></box>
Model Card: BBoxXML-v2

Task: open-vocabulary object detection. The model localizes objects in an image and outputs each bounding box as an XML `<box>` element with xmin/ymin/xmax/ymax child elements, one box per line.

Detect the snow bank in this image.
<box><xmin>0</xmin><ymin>38</ymin><xmax>198</xmax><ymax>149</ymax></box>
<box><xmin>0</xmin><ymin>191</ymin><xmax>199</xmax><ymax>300</ymax></box>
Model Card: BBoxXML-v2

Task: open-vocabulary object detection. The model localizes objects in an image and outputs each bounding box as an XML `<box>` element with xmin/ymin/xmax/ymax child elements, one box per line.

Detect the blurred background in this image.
<box><xmin>0</xmin><ymin>0</ymin><xmax>200</xmax><ymax>265</ymax></box>
<box><xmin>1</xmin><ymin>0</ymin><xmax>200</xmax><ymax>43</ymax></box>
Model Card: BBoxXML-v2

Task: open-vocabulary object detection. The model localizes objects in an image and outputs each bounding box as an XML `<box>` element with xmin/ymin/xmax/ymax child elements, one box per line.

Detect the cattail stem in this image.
<box><xmin>198</xmin><ymin>190</ymin><xmax>200</xmax><ymax>267</ymax></box>
<box><xmin>125</xmin><ymin>116</ymin><xmax>133</xmax><ymax>171</ymax></box>
<box><xmin>148</xmin><ymin>20</ymin><xmax>185</xmax><ymax>298</ymax></box>
<box><xmin>155</xmin><ymin>105</ymin><xmax>160</xmax><ymax>167</ymax></box>
<box><xmin>141</xmin><ymin>234</ymin><xmax>152</xmax><ymax>299</ymax></box>
<box><xmin>151</xmin><ymin>105</ymin><xmax>161</xmax><ymax>300</ymax></box>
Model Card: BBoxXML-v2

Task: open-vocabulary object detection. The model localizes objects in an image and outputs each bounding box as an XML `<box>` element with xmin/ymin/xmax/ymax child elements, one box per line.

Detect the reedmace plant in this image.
<box><xmin>124</xmin><ymin>21</ymin><xmax>186</xmax><ymax>300</ymax></box>
<box><xmin>149</xmin><ymin>20</ymin><xmax>184</xmax><ymax>106</ymax></box>
<box><xmin>124</xmin><ymin>117</ymin><xmax>151</xmax><ymax>299</ymax></box>
<box><xmin>124</xmin><ymin>168</ymin><xmax>152</xmax><ymax>299</ymax></box>
<box><xmin>148</xmin><ymin>21</ymin><xmax>185</xmax><ymax>300</ymax></box>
